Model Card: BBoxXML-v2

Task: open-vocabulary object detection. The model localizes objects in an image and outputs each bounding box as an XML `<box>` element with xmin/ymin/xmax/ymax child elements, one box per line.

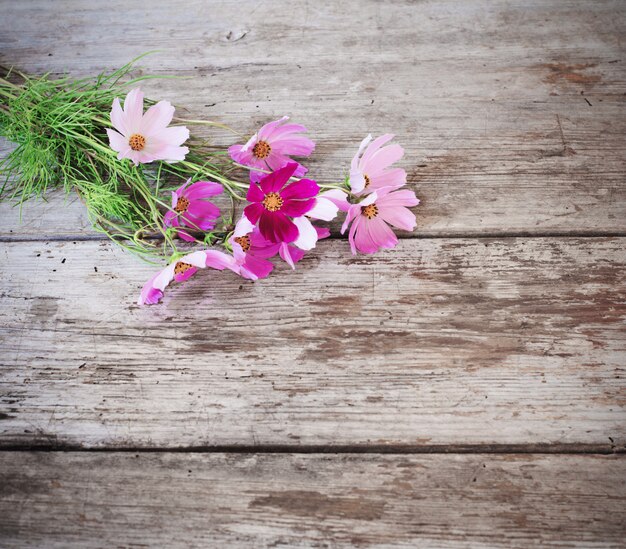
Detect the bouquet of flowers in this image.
<box><xmin>0</xmin><ymin>56</ymin><xmax>419</xmax><ymax>305</ymax></box>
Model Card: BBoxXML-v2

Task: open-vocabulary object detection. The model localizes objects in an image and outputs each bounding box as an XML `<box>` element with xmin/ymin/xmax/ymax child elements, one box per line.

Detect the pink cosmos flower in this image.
<box><xmin>229</xmin><ymin>116</ymin><xmax>314</xmax><ymax>178</ymax></box>
<box><xmin>228</xmin><ymin>215</ymin><xmax>275</xmax><ymax>280</ymax></box>
<box><xmin>341</xmin><ymin>187</ymin><xmax>420</xmax><ymax>255</ymax></box>
<box><xmin>163</xmin><ymin>180</ymin><xmax>223</xmax><ymax>242</ymax></box>
<box><xmin>349</xmin><ymin>134</ymin><xmax>406</xmax><ymax>194</ymax></box>
<box><xmin>244</xmin><ymin>162</ymin><xmax>319</xmax><ymax>244</ymax></box>
<box><xmin>107</xmin><ymin>88</ymin><xmax>189</xmax><ymax>166</ymax></box>
<box><xmin>138</xmin><ymin>249</ymin><xmax>237</xmax><ymax>305</ymax></box>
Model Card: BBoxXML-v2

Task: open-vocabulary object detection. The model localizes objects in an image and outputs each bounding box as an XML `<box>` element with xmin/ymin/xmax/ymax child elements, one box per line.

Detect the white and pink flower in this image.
<box><xmin>138</xmin><ymin>250</ymin><xmax>237</xmax><ymax>305</ymax></box>
<box><xmin>107</xmin><ymin>88</ymin><xmax>189</xmax><ymax>166</ymax></box>
<box><xmin>349</xmin><ymin>134</ymin><xmax>406</xmax><ymax>195</ymax></box>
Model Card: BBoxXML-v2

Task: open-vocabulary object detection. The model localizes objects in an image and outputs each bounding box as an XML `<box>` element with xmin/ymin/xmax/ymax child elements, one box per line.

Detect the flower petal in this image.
<box><xmin>366</xmin><ymin>217</ymin><xmax>398</xmax><ymax>253</ymax></box>
<box><xmin>257</xmin><ymin>116</ymin><xmax>290</xmax><ymax>140</ymax></box>
<box><xmin>244</xmin><ymin>203</ymin><xmax>264</xmax><ymax>224</ymax></box>
<box><xmin>148</xmin><ymin>126</ymin><xmax>190</xmax><ymax>147</ymax></box>
<box><xmin>259</xmin><ymin>211</ymin><xmax>299</xmax><ymax>243</ymax></box>
<box><xmin>293</xmin><ymin>216</ymin><xmax>318</xmax><ymax>250</ymax></box>
<box><xmin>241</xmin><ymin>254</ymin><xmax>274</xmax><ymax>280</ymax></box>
<box><xmin>107</xmin><ymin>128</ymin><xmax>130</xmax><ymax>155</ymax></box>
<box><xmin>281</xmin><ymin>197</ymin><xmax>316</xmax><ymax>217</ymax></box>
<box><xmin>205</xmin><ymin>250</ymin><xmax>238</xmax><ymax>271</ymax></box>
<box><xmin>185</xmin><ymin>181</ymin><xmax>223</xmax><ymax>200</ymax></box>
<box><xmin>234</xmin><ymin>214</ymin><xmax>255</xmax><ymax>237</ymax></box>
<box><xmin>360</xmin><ymin>134</ymin><xmax>395</xmax><ymax>170</ymax></box>
<box><xmin>378</xmin><ymin>189</ymin><xmax>420</xmax><ymax>208</ymax></box>
<box><xmin>264</xmin><ymin>122</ymin><xmax>307</xmax><ymax>141</ymax></box>
<box><xmin>280</xmin><ymin>178</ymin><xmax>319</xmax><ymax>200</ymax></box>
<box><xmin>367</xmin><ymin>144</ymin><xmax>404</xmax><ymax>176</ymax></box>
<box><xmin>259</xmin><ymin>162</ymin><xmax>299</xmax><ymax>194</ymax></box>
<box><xmin>174</xmin><ymin>265</ymin><xmax>198</xmax><ymax>282</ymax></box>
<box><xmin>246</xmin><ymin>182</ymin><xmax>265</xmax><ymax>203</ymax></box>
<box><xmin>271</xmin><ymin>135</ymin><xmax>315</xmax><ymax>156</ymax></box>
<box><xmin>140</xmin><ymin>100</ymin><xmax>175</xmax><ymax>135</ymax></box>
<box><xmin>138</xmin><ymin>273</ymin><xmax>163</xmax><ymax>305</ymax></box>
<box><xmin>368</xmin><ymin>168</ymin><xmax>406</xmax><ymax>192</ymax></box>
<box><xmin>111</xmin><ymin>97</ymin><xmax>129</xmax><ymax>136</ymax></box>
<box><xmin>123</xmin><ymin>88</ymin><xmax>144</xmax><ymax>131</ymax></box>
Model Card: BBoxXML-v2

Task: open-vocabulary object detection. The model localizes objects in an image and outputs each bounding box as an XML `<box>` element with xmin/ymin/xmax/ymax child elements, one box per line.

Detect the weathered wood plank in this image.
<box><xmin>1</xmin><ymin>0</ymin><xmax>625</xmax><ymax>238</ymax></box>
<box><xmin>1</xmin><ymin>238</ymin><xmax>624</xmax><ymax>448</ymax></box>
<box><xmin>0</xmin><ymin>452</ymin><xmax>624</xmax><ymax>548</ymax></box>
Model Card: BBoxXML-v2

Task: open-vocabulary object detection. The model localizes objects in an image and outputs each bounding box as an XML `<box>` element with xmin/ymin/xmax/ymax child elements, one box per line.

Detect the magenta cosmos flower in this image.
<box><xmin>349</xmin><ymin>134</ymin><xmax>406</xmax><ymax>194</ymax></box>
<box><xmin>244</xmin><ymin>162</ymin><xmax>319</xmax><ymax>243</ymax></box>
<box><xmin>163</xmin><ymin>180</ymin><xmax>223</xmax><ymax>242</ymax></box>
<box><xmin>229</xmin><ymin>116</ymin><xmax>314</xmax><ymax>178</ymax></box>
<box><xmin>341</xmin><ymin>187</ymin><xmax>419</xmax><ymax>255</ymax></box>
<box><xmin>228</xmin><ymin>215</ymin><xmax>275</xmax><ymax>280</ymax></box>
<box><xmin>138</xmin><ymin>249</ymin><xmax>237</xmax><ymax>305</ymax></box>
<box><xmin>107</xmin><ymin>88</ymin><xmax>189</xmax><ymax>166</ymax></box>
<box><xmin>230</xmin><ymin>213</ymin><xmax>330</xmax><ymax>275</ymax></box>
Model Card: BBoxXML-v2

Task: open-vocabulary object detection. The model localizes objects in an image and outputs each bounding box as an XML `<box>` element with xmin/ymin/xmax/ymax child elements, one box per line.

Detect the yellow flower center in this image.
<box><xmin>174</xmin><ymin>262</ymin><xmax>194</xmax><ymax>276</ymax></box>
<box><xmin>129</xmin><ymin>133</ymin><xmax>146</xmax><ymax>151</ymax></box>
<box><xmin>174</xmin><ymin>196</ymin><xmax>190</xmax><ymax>213</ymax></box>
<box><xmin>234</xmin><ymin>235</ymin><xmax>251</xmax><ymax>252</ymax></box>
<box><xmin>262</xmin><ymin>192</ymin><xmax>284</xmax><ymax>212</ymax></box>
<box><xmin>364</xmin><ymin>174</ymin><xmax>371</xmax><ymax>188</ymax></box>
<box><xmin>252</xmin><ymin>140</ymin><xmax>272</xmax><ymax>159</ymax></box>
<box><xmin>361</xmin><ymin>204</ymin><xmax>378</xmax><ymax>219</ymax></box>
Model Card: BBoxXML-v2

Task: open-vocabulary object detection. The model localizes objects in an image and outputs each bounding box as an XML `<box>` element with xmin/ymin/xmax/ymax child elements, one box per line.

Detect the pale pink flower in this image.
<box><xmin>349</xmin><ymin>134</ymin><xmax>406</xmax><ymax>194</ymax></box>
<box><xmin>163</xmin><ymin>180</ymin><xmax>223</xmax><ymax>242</ymax></box>
<box><xmin>229</xmin><ymin>116</ymin><xmax>314</xmax><ymax>178</ymax></box>
<box><xmin>341</xmin><ymin>187</ymin><xmax>419</xmax><ymax>255</ymax></box>
<box><xmin>138</xmin><ymin>250</ymin><xmax>237</xmax><ymax>305</ymax></box>
<box><xmin>107</xmin><ymin>88</ymin><xmax>189</xmax><ymax>166</ymax></box>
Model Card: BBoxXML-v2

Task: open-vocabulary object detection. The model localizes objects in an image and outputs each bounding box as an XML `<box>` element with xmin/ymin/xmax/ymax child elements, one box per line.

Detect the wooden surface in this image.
<box><xmin>1</xmin><ymin>0</ymin><xmax>625</xmax><ymax>547</ymax></box>
<box><xmin>1</xmin><ymin>237</ymin><xmax>625</xmax><ymax>449</ymax></box>
<box><xmin>1</xmin><ymin>453</ymin><xmax>625</xmax><ymax>548</ymax></box>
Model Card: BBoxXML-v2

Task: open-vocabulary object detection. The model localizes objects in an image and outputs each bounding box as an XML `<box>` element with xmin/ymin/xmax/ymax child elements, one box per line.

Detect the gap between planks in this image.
<box><xmin>1</xmin><ymin>443</ymin><xmax>624</xmax><ymax>455</ymax></box>
<box><xmin>2</xmin><ymin>230</ymin><xmax>626</xmax><ymax>244</ymax></box>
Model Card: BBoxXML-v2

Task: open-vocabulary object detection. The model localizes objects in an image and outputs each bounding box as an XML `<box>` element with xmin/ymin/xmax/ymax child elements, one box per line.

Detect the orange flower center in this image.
<box><xmin>262</xmin><ymin>192</ymin><xmax>284</xmax><ymax>212</ymax></box>
<box><xmin>364</xmin><ymin>174</ymin><xmax>371</xmax><ymax>188</ymax></box>
<box><xmin>252</xmin><ymin>140</ymin><xmax>272</xmax><ymax>159</ymax></box>
<box><xmin>175</xmin><ymin>196</ymin><xmax>190</xmax><ymax>213</ymax></box>
<box><xmin>129</xmin><ymin>133</ymin><xmax>146</xmax><ymax>151</ymax></box>
<box><xmin>174</xmin><ymin>262</ymin><xmax>194</xmax><ymax>275</ymax></box>
<box><xmin>361</xmin><ymin>204</ymin><xmax>378</xmax><ymax>219</ymax></box>
<box><xmin>234</xmin><ymin>235</ymin><xmax>251</xmax><ymax>252</ymax></box>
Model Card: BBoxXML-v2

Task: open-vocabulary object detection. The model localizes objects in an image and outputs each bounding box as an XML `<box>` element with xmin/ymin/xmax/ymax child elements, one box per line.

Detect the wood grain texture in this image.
<box><xmin>1</xmin><ymin>238</ymin><xmax>624</xmax><ymax>449</ymax></box>
<box><xmin>1</xmin><ymin>452</ymin><xmax>624</xmax><ymax>548</ymax></box>
<box><xmin>1</xmin><ymin>0</ymin><xmax>625</xmax><ymax>238</ymax></box>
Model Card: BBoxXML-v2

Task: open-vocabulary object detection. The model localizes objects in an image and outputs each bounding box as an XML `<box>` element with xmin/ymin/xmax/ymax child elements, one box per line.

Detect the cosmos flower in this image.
<box><xmin>349</xmin><ymin>134</ymin><xmax>406</xmax><ymax>194</ymax></box>
<box><xmin>137</xmin><ymin>250</ymin><xmax>237</xmax><ymax>305</ymax></box>
<box><xmin>229</xmin><ymin>116</ymin><xmax>314</xmax><ymax>178</ymax></box>
<box><xmin>107</xmin><ymin>88</ymin><xmax>189</xmax><ymax>165</ymax></box>
<box><xmin>163</xmin><ymin>180</ymin><xmax>223</xmax><ymax>242</ymax></box>
<box><xmin>244</xmin><ymin>162</ymin><xmax>318</xmax><ymax>243</ymax></box>
<box><xmin>228</xmin><ymin>215</ymin><xmax>275</xmax><ymax>280</ymax></box>
<box><xmin>341</xmin><ymin>187</ymin><xmax>419</xmax><ymax>255</ymax></box>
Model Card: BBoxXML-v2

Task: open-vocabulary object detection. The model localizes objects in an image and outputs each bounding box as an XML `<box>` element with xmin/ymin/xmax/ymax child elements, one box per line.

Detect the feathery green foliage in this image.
<box><xmin>0</xmin><ymin>55</ymin><xmax>245</xmax><ymax>263</ymax></box>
